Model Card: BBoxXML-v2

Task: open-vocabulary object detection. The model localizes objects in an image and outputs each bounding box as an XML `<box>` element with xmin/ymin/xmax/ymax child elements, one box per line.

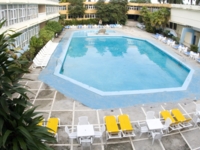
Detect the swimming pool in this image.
<box><xmin>55</xmin><ymin>30</ymin><xmax>193</xmax><ymax>96</ymax></box>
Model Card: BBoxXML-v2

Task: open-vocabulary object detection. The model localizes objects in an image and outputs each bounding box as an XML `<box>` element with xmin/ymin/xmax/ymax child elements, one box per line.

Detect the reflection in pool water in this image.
<box><xmin>60</xmin><ymin>36</ymin><xmax>190</xmax><ymax>92</ymax></box>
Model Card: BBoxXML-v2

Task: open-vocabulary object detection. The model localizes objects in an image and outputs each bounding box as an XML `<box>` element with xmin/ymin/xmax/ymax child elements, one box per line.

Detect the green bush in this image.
<box><xmin>45</xmin><ymin>21</ymin><xmax>63</xmax><ymax>34</ymax></box>
<box><xmin>0</xmin><ymin>20</ymin><xmax>56</xmax><ymax>150</ymax></box>
<box><xmin>39</xmin><ymin>28</ymin><xmax>54</xmax><ymax>44</ymax></box>
<box><xmin>137</xmin><ymin>16</ymin><xmax>143</xmax><ymax>23</ymax></box>
<box><xmin>172</xmin><ymin>36</ymin><xmax>180</xmax><ymax>44</ymax></box>
<box><xmin>163</xmin><ymin>30</ymin><xmax>170</xmax><ymax>37</ymax></box>
<box><xmin>190</xmin><ymin>44</ymin><xmax>198</xmax><ymax>53</ymax></box>
<box><xmin>30</xmin><ymin>36</ymin><xmax>43</xmax><ymax>52</ymax></box>
<box><xmin>65</xmin><ymin>19</ymin><xmax>99</xmax><ymax>26</ymax></box>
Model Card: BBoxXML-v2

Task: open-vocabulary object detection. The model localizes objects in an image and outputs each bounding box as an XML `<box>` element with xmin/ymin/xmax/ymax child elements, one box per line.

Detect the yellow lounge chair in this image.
<box><xmin>37</xmin><ymin>119</ymin><xmax>45</xmax><ymax>126</ymax></box>
<box><xmin>104</xmin><ymin>116</ymin><xmax>122</xmax><ymax>141</ymax></box>
<box><xmin>118</xmin><ymin>114</ymin><xmax>135</xmax><ymax>137</ymax></box>
<box><xmin>171</xmin><ymin>109</ymin><xmax>192</xmax><ymax>128</ymax></box>
<box><xmin>160</xmin><ymin>110</ymin><xmax>182</xmax><ymax>132</ymax></box>
<box><xmin>46</xmin><ymin>118</ymin><xmax>60</xmax><ymax>142</ymax></box>
<box><xmin>160</xmin><ymin>110</ymin><xmax>177</xmax><ymax>124</ymax></box>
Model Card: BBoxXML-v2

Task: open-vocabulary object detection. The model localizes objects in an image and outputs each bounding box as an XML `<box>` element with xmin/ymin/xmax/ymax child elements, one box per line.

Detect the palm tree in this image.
<box><xmin>0</xmin><ymin>20</ymin><xmax>56</xmax><ymax>150</ymax></box>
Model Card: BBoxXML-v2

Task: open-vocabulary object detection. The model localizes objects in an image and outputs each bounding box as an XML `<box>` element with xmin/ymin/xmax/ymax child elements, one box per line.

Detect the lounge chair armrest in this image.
<box><xmin>184</xmin><ymin>118</ymin><xmax>191</xmax><ymax>122</ymax></box>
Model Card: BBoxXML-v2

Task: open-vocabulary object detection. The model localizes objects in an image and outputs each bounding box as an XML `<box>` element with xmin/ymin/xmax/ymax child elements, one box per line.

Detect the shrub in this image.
<box><xmin>30</xmin><ymin>36</ymin><xmax>43</xmax><ymax>52</ymax></box>
<box><xmin>45</xmin><ymin>21</ymin><xmax>63</xmax><ymax>34</ymax></box>
<box><xmin>163</xmin><ymin>30</ymin><xmax>170</xmax><ymax>37</ymax></box>
<box><xmin>39</xmin><ymin>28</ymin><xmax>54</xmax><ymax>44</ymax></box>
<box><xmin>64</xmin><ymin>19</ymin><xmax>99</xmax><ymax>26</ymax></box>
<box><xmin>172</xmin><ymin>36</ymin><xmax>180</xmax><ymax>44</ymax></box>
<box><xmin>0</xmin><ymin>20</ymin><xmax>56</xmax><ymax>150</ymax></box>
<box><xmin>137</xmin><ymin>16</ymin><xmax>143</xmax><ymax>23</ymax></box>
<box><xmin>190</xmin><ymin>44</ymin><xmax>198</xmax><ymax>53</ymax></box>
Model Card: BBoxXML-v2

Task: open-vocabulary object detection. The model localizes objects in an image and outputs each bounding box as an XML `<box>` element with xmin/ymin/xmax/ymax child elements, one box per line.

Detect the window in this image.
<box><xmin>8</xmin><ymin>5</ymin><xmax>18</xmax><ymax>25</ymax></box>
<box><xmin>19</xmin><ymin>5</ymin><xmax>26</xmax><ymax>22</ymax></box>
<box><xmin>0</xmin><ymin>5</ymin><xmax>8</xmax><ymax>26</ymax></box>
<box><xmin>59</xmin><ymin>6</ymin><xmax>66</xmax><ymax>10</ymax></box>
<box><xmin>85</xmin><ymin>14</ymin><xmax>96</xmax><ymax>19</ymax></box>
<box><xmin>85</xmin><ymin>5</ymin><xmax>95</xmax><ymax>9</ymax></box>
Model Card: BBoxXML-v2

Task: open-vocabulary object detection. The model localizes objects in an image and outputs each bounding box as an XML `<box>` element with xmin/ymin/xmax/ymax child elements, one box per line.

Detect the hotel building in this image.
<box><xmin>0</xmin><ymin>0</ymin><xmax>60</xmax><ymax>50</ymax></box>
<box><xmin>59</xmin><ymin>1</ymin><xmax>200</xmax><ymax>51</ymax></box>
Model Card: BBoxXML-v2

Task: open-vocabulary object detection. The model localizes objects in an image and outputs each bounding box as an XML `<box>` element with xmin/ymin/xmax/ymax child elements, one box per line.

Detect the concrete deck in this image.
<box><xmin>19</xmin><ymin>25</ymin><xmax>200</xmax><ymax>150</ymax></box>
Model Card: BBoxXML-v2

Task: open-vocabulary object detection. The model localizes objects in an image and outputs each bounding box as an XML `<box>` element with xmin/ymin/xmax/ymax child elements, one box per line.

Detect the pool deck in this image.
<box><xmin>19</xmin><ymin>25</ymin><xmax>200</xmax><ymax>150</ymax></box>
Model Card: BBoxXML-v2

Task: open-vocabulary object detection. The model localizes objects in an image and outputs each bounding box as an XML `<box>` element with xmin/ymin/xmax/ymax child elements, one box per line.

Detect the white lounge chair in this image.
<box><xmin>161</xmin><ymin>37</ymin><xmax>167</xmax><ymax>43</ymax></box>
<box><xmin>32</xmin><ymin>57</ymin><xmax>50</xmax><ymax>69</ymax></box>
<box><xmin>170</xmin><ymin>41</ymin><xmax>175</xmax><ymax>47</ymax></box>
<box><xmin>158</xmin><ymin>35</ymin><xmax>163</xmax><ymax>41</ymax></box>
<box><xmin>182</xmin><ymin>47</ymin><xmax>188</xmax><ymax>54</ymax></box>
<box><xmin>178</xmin><ymin>45</ymin><xmax>183</xmax><ymax>53</ymax></box>
<box><xmin>167</xmin><ymin>39</ymin><xmax>172</xmax><ymax>45</ymax></box>
<box><xmin>194</xmin><ymin>53</ymin><xmax>199</xmax><ymax>60</ymax></box>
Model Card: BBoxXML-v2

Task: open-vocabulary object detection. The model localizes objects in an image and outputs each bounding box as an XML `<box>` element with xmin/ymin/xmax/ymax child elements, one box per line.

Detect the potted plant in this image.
<box><xmin>190</xmin><ymin>45</ymin><xmax>198</xmax><ymax>53</ymax></box>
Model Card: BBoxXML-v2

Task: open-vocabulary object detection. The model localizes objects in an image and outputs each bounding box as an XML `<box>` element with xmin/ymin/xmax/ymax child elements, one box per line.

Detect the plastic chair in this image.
<box><xmin>94</xmin><ymin>125</ymin><xmax>105</xmax><ymax>140</ymax></box>
<box><xmin>193</xmin><ymin>113</ymin><xmax>200</xmax><ymax>127</ymax></box>
<box><xmin>194</xmin><ymin>53</ymin><xmax>199</xmax><ymax>60</ymax></box>
<box><xmin>146</xmin><ymin>111</ymin><xmax>155</xmax><ymax>119</ymax></box>
<box><xmin>80</xmin><ymin>137</ymin><xmax>92</xmax><ymax>150</ymax></box>
<box><xmin>138</xmin><ymin>121</ymin><xmax>149</xmax><ymax>137</ymax></box>
<box><xmin>150</xmin><ymin>130</ymin><xmax>163</xmax><ymax>145</ymax></box>
<box><xmin>78</xmin><ymin>116</ymin><xmax>90</xmax><ymax>125</ymax></box>
<box><xmin>162</xmin><ymin>118</ymin><xmax>172</xmax><ymax>134</ymax></box>
<box><xmin>196</xmin><ymin>104</ymin><xmax>200</xmax><ymax>114</ymax></box>
<box><xmin>65</xmin><ymin>126</ymin><xmax>79</xmax><ymax>144</ymax></box>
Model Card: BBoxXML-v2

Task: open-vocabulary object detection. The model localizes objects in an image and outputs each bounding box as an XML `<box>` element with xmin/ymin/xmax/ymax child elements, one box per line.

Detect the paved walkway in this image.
<box><xmin>19</xmin><ymin>26</ymin><xmax>200</xmax><ymax>150</ymax></box>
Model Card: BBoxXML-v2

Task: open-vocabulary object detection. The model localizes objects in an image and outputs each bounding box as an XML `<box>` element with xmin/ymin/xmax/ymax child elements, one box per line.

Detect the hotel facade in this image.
<box><xmin>0</xmin><ymin>0</ymin><xmax>60</xmax><ymax>50</ymax></box>
<box><xmin>59</xmin><ymin>1</ymin><xmax>200</xmax><ymax>51</ymax></box>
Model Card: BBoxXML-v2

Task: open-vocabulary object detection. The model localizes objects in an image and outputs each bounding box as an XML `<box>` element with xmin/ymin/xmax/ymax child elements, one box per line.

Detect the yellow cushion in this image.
<box><xmin>105</xmin><ymin>116</ymin><xmax>119</xmax><ymax>133</ymax></box>
<box><xmin>118</xmin><ymin>114</ymin><xmax>133</xmax><ymax>132</ymax></box>
<box><xmin>37</xmin><ymin>121</ymin><xmax>43</xmax><ymax>126</ymax></box>
<box><xmin>171</xmin><ymin>109</ymin><xmax>186</xmax><ymax>122</ymax></box>
<box><xmin>46</xmin><ymin>118</ymin><xmax>59</xmax><ymax>134</ymax></box>
<box><xmin>160</xmin><ymin>110</ymin><xmax>176</xmax><ymax>123</ymax></box>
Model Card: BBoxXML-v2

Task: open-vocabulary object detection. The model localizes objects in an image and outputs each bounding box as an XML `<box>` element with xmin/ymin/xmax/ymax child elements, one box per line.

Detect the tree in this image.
<box><xmin>59</xmin><ymin>14</ymin><xmax>66</xmax><ymax>26</ymax></box>
<box><xmin>130</xmin><ymin>0</ymin><xmax>151</xmax><ymax>3</ymax></box>
<box><xmin>39</xmin><ymin>28</ymin><xmax>54</xmax><ymax>44</ymax></box>
<box><xmin>68</xmin><ymin>0</ymin><xmax>85</xmax><ymax>19</ymax></box>
<box><xmin>0</xmin><ymin>20</ymin><xmax>56</xmax><ymax>150</ymax></box>
<box><xmin>30</xmin><ymin>36</ymin><xmax>43</xmax><ymax>53</ymax></box>
<box><xmin>196</xmin><ymin>0</ymin><xmax>200</xmax><ymax>5</ymax></box>
<box><xmin>140</xmin><ymin>7</ymin><xmax>154</xmax><ymax>32</ymax></box>
<box><xmin>45</xmin><ymin>21</ymin><xmax>63</xmax><ymax>34</ymax></box>
<box><xmin>150</xmin><ymin>8</ymin><xmax>170</xmax><ymax>29</ymax></box>
<box><xmin>95</xmin><ymin>0</ymin><xmax>128</xmax><ymax>25</ymax></box>
<box><xmin>158</xmin><ymin>0</ymin><xmax>183</xmax><ymax>4</ymax></box>
<box><xmin>140</xmin><ymin>7</ymin><xmax>170</xmax><ymax>33</ymax></box>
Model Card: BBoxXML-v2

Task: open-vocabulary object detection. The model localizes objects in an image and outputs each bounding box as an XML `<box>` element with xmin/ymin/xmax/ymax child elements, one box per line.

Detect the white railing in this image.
<box><xmin>38</xmin><ymin>12</ymin><xmax>46</xmax><ymax>18</ymax></box>
<box><xmin>171</xmin><ymin>4</ymin><xmax>200</xmax><ymax>10</ymax></box>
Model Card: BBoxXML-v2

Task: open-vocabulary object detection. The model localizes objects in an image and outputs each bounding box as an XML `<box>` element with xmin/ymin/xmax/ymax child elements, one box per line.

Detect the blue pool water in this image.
<box><xmin>59</xmin><ymin>35</ymin><xmax>190</xmax><ymax>92</ymax></box>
